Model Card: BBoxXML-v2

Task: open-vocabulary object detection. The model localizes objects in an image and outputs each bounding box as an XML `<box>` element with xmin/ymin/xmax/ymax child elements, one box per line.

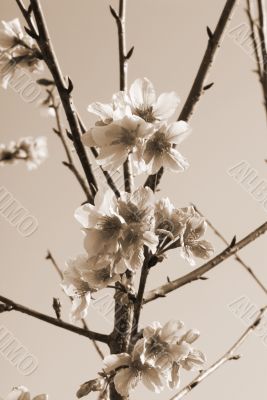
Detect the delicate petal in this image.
<box><xmin>165</xmin><ymin>121</ymin><xmax>191</xmax><ymax>144</ymax></box>
<box><xmin>114</xmin><ymin>367</ymin><xmax>139</xmax><ymax>396</ymax></box>
<box><xmin>81</xmin><ymin>130</ymin><xmax>97</xmax><ymax>147</ymax></box>
<box><xmin>6</xmin><ymin>387</ymin><xmax>30</xmax><ymax>400</ymax></box>
<box><xmin>161</xmin><ymin>320</ymin><xmax>184</xmax><ymax>342</ymax></box>
<box><xmin>163</xmin><ymin>149</ymin><xmax>189</xmax><ymax>172</ymax></box>
<box><xmin>143</xmin><ymin>231</ymin><xmax>158</xmax><ymax>253</ymax></box>
<box><xmin>141</xmin><ymin>367</ymin><xmax>165</xmax><ymax>393</ymax></box>
<box><xmin>168</xmin><ymin>363</ymin><xmax>181</xmax><ymax>390</ymax></box>
<box><xmin>153</xmin><ymin>92</ymin><xmax>180</xmax><ymax>120</ymax></box>
<box><xmin>182</xmin><ymin>329</ymin><xmax>200</xmax><ymax>344</ymax></box>
<box><xmin>130</xmin><ymin>77</ymin><xmax>156</xmax><ymax>109</ymax></box>
<box><xmin>103</xmin><ymin>353</ymin><xmax>131</xmax><ymax>373</ymax></box>
<box><xmin>32</xmin><ymin>396</ymin><xmax>48</xmax><ymax>400</ymax></box>
<box><xmin>87</xmin><ymin>102</ymin><xmax>113</xmax><ymax>123</ymax></box>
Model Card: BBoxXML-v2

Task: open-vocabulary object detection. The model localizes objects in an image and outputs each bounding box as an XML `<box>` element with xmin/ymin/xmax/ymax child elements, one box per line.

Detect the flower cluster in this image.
<box><xmin>0</xmin><ymin>19</ymin><xmax>43</xmax><ymax>89</ymax></box>
<box><xmin>103</xmin><ymin>320</ymin><xmax>205</xmax><ymax>396</ymax></box>
<box><xmin>63</xmin><ymin>187</ymin><xmax>213</xmax><ymax>321</ymax></box>
<box><xmin>82</xmin><ymin>78</ymin><xmax>191</xmax><ymax>175</ymax></box>
<box><xmin>0</xmin><ymin>136</ymin><xmax>48</xmax><ymax>170</ymax></box>
<box><xmin>4</xmin><ymin>386</ymin><xmax>47</xmax><ymax>400</ymax></box>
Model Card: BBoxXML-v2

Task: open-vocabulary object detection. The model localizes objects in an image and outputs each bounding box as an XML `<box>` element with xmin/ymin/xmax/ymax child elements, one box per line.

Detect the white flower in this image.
<box><xmin>61</xmin><ymin>255</ymin><xmax>92</xmax><ymax>322</ymax></box>
<box><xmin>180</xmin><ymin>217</ymin><xmax>214</xmax><ymax>266</ymax></box>
<box><xmin>143</xmin><ymin>321</ymin><xmax>190</xmax><ymax>372</ymax></box>
<box><xmin>104</xmin><ymin>339</ymin><xmax>165</xmax><ymax>396</ymax></box>
<box><xmin>129</xmin><ymin>77</ymin><xmax>180</xmax><ymax>123</ymax></box>
<box><xmin>75</xmin><ymin>186</ymin><xmax>158</xmax><ymax>273</ymax></box>
<box><xmin>75</xmin><ymin>188</ymin><xmax>125</xmax><ymax>258</ymax></box>
<box><xmin>87</xmin><ymin>91</ymin><xmax>131</xmax><ymax>125</ymax></box>
<box><xmin>5</xmin><ymin>386</ymin><xmax>48</xmax><ymax>400</ymax></box>
<box><xmin>0</xmin><ymin>19</ymin><xmax>25</xmax><ymax>50</ymax></box>
<box><xmin>0</xmin><ymin>141</ymin><xmax>18</xmax><ymax>165</ymax></box>
<box><xmin>0</xmin><ymin>19</ymin><xmax>43</xmax><ymax>90</ymax></box>
<box><xmin>82</xmin><ymin>115</ymin><xmax>153</xmax><ymax>172</ymax></box>
<box><xmin>118</xmin><ymin>187</ymin><xmax>158</xmax><ymax>271</ymax></box>
<box><xmin>143</xmin><ymin>121</ymin><xmax>191</xmax><ymax>174</ymax></box>
<box><xmin>81</xmin><ymin>255</ymin><xmax>120</xmax><ymax>289</ymax></box>
<box><xmin>18</xmin><ymin>136</ymin><xmax>48</xmax><ymax>170</ymax></box>
<box><xmin>0</xmin><ymin>53</ymin><xmax>17</xmax><ymax>89</ymax></box>
<box><xmin>155</xmin><ymin>199</ymin><xmax>195</xmax><ymax>240</ymax></box>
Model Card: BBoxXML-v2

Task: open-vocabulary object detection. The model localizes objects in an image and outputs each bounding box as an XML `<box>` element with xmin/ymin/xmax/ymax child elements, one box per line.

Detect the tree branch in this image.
<box><xmin>48</xmin><ymin>91</ymin><xmax>92</xmax><ymax>202</ymax></box>
<box><xmin>110</xmin><ymin>0</ymin><xmax>133</xmax><ymax>193</ymax></box>
<box><xmin>17</xmin><ymin>0</ymin><xmax>98</xmax><ymax>203</ymax></box>
<box><xmin>0</xmin><ymin>294</ymin><xmax>109</xmax><ymax>343</ymax></box>
<box><xmin>46</xmin><ymin>250</ymin><xmax>105</xmax><ymax>359</ymax></box>
<box><xmin>192</xmin><ymin>204</ymin><xmax>267</xmax><ymax>295</ymax></box>
<box><xmin>145</xmin><ymin>0</ymin><xmax>238</xmax><ymax>190</ymax></box>
<box><xmin>169</xmin><ymin>306</ymin><xmax>267</xmax><ymax>400</ymax></box>
<box><xmin>144</xmin><ymin>221</ymin><xmax>267</xmax><ymax>304</ymax></box>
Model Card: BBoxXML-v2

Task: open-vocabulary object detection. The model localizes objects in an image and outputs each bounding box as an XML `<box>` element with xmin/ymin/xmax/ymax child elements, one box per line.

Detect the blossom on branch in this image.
<box><xmin>0</xmin><ymin>136</ymin><xmax>48</xmax><ymax>169</ymax></box>
<box><xmin>83</xmin><ymin>77</ymin><xmax>190</xmax><ymax>176</ymax></box>
<box><xmin>0</xmin><ymin>19</ymin><xmax>43</xmax><ymax>89</ymax></box>
<box><xmin>5</xmin><ymin>386</ymin><xmax>48</xmax><ymax>400</ymax></box>
<box><xmin>102</xmin><ymin>319</ymin><xmax>205</xmax><ymax>396</ymax></box>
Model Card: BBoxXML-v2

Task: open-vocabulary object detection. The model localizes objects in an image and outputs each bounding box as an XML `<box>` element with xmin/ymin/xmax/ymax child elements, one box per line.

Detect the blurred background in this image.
<box><xmin>0</xmin><ymin>0</ymin><xmax>267</xmax><ymax>399</ymax></box>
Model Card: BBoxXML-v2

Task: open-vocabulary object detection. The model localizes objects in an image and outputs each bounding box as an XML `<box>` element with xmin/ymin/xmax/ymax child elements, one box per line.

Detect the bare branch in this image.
<box><xmin>144</xmin><ymin>221</ymin><xmax>267</xmax><ymax>304</ymax></box>
<box><xmin>17</xmin><ymin>0</ymin><xmax>98</xmax><ymax>202</ymax></box>
<box><xmin>192</xmin><ymin>204</ymin><xmax>267</xmax><ymax>295</ymax></box>
<box><xmin>0</xmin><ymin>294</ymin><xmax>109</xmax><ymax>343</ymax></box>
<box><xmin>145</xmin><ymin>0</ymin><xmax>238</xmax><ymax>190</ymax></box>
<box><xmin>170</xmin><ymin>306</ymin><xmax>267</xmax><ymax>400</ymax></box>
<box><xmin>111</xmin><ymin>0</ymin><xmax>133</xmax><ymax>193</ymax></box>
<box><xmin>48</xmin><ymin>91</ymin><xmax>93</xmax><ymax>202</ymax></box>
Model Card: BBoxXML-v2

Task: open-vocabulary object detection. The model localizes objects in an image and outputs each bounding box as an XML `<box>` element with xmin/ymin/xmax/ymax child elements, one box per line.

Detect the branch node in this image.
<box><xmin>203</xmin><ymin>82</ymin><xmax>214</xmax><ymax>91</ymax></box>
<box><xmin>109</xmin><ymin>5</ymin><xmax>119</xmax><ymax>20</ymax></box>
<box><xmin>66</xmin><ymin>76</ymin><xmax>74</xmax><ymax>94</ymax></box>
<box><xmin>206</xmin><ymin>26</ymin><xmax>213</xmax><ymax>40</ymax></box>
<box><xmin>126</xmin><ymin>46</ymin><xmax>134</xmax><ymax>60</ymax></box>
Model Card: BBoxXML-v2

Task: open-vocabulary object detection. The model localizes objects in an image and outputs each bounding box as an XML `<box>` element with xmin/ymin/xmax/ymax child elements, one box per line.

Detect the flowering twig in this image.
<box><xmin>192</xmin><ymin>204</ymin><xmax>267</xmax><ymax>295</ymax></box>
<box><xmin>16</xmin><ymin>0</ymin><xmax>97</xmax><ymax>203</ymax></box>
<box><xmin>169</xmin><ymin>306</ymin><xmax>267</xmax><ymax>400</ymax></box>
<box><xmin>110</xmin><ymin>0</ymin><xmax>133</xmax><ymax>193</ymax></box>
<box><xmin>144</xmin><ymin>221</ymin><xmax>267</xmax><ymax>304</ymax></box>
<box><xmin>246</xmin><ymin>0</ymin><xmax>263</xmax><ymax>82</ymax></box>
<box><xmin>0</xmin><ymin>294</ymin><xmax>109</xmax><ymax>343</ymax></box>
<box><xmin>145</xmin><ymin>0</ymin><xmax>238</xmax><ymax>190</ymax></box>
<box><xmin>46</xmin><ymin>250</ymin><xmax>105</xmax><ymax>359</ymax></box>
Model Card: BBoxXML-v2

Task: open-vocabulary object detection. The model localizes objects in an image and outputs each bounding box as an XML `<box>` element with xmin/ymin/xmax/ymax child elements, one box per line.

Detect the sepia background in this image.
<box><xmin>0</xmin><ymin>0</ymin><xmax>267</xmax><ymax>399</ymax></box>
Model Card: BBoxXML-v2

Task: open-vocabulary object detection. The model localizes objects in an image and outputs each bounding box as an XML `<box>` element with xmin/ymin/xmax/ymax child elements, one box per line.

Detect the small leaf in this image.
<box><xmin>36</xmin><ymin>78</ymin><xmax>55</xmax><ymax>87</ymax></box>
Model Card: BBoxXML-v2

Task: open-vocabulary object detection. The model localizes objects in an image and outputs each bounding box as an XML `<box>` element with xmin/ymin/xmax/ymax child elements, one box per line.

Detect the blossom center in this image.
<box><xmin>135</xmin><ymin>106</ymin><xmax>156</xmax><ymax>123</ymax></box>
<box><xmin>146</xmin><ymin>131</ymin><xmax>171</xmax><ymax>156</ymax></box>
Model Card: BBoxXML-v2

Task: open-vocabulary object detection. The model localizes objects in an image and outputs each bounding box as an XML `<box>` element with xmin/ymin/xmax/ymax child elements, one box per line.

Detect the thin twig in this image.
<box><xmin>145</xmin><ymin>0</ymin><xmax>238</xmax><ymax>191</ymax></box>
<box><xmin>170</xmin><ymin>306</ymin><xmax>267</xmax><ymax>400</ymax></box>
<box><xmin>192</xmin><ymin>204</ymin><xmax>267</xmax><ymax>295</ymax></box>
<box><xmin>111</xmin><ymin>0</ymin><xmax>133</xmax><ymax>193</ymax></box>
<box><xmin>46</xmin><ymin>250</ymin><xmax>104</xmax><ymax>359</ymax></box>
<box><xmin>144</xmin><ymin>221</ymin><xmax>267</xmax><ymax>304</ymax></box>
<box><xmin>246</xmin><ymin>0</ymin><xmax>263</xmax><ymax>79</ymax></box>
<box><xmin>49</xmin><ymin>91</ymin><xmax>92</xmax><ymax>201</ymax></box>
<box><xmin>17</xmin><ymin>0</ymin><xmax>97</xmax><ymax>203</ymax></box>
<box><xmin>0</xmin><ymin>294</ymin><xmax>109</xmax><ymax>343</ymax></box>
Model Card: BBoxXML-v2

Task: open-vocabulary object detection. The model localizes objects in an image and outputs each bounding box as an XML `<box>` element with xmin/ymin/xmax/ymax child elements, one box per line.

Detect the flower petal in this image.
<box><xmin>103</xmin><ymin>353</ymin><xmax>131</xmax><ymax>373</ymax></box>
<box><xmin>130</xmin><ymin>78</ymin><xmax>156</xmax><ymax>109</ymax></box>
<box><xmin>165</xmin><ymin>121</ymin><xmax>191</xmax><ymax>144</ymax></box>
<box><xmin>153</xmin><ymin>92</ymin><xmax>180</xmax><ymax>120</ymax></box>
<box><xmin>114</xmin><ymin>367</ymin><xmax>139</xmax><ymax>396</ymax></box>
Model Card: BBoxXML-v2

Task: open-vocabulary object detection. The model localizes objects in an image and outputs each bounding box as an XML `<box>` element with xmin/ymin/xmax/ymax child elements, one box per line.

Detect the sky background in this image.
<box><xmin>0</xmin><ymin>0</ymin><xmax>267</xmax><ymax>399</ymax></box>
